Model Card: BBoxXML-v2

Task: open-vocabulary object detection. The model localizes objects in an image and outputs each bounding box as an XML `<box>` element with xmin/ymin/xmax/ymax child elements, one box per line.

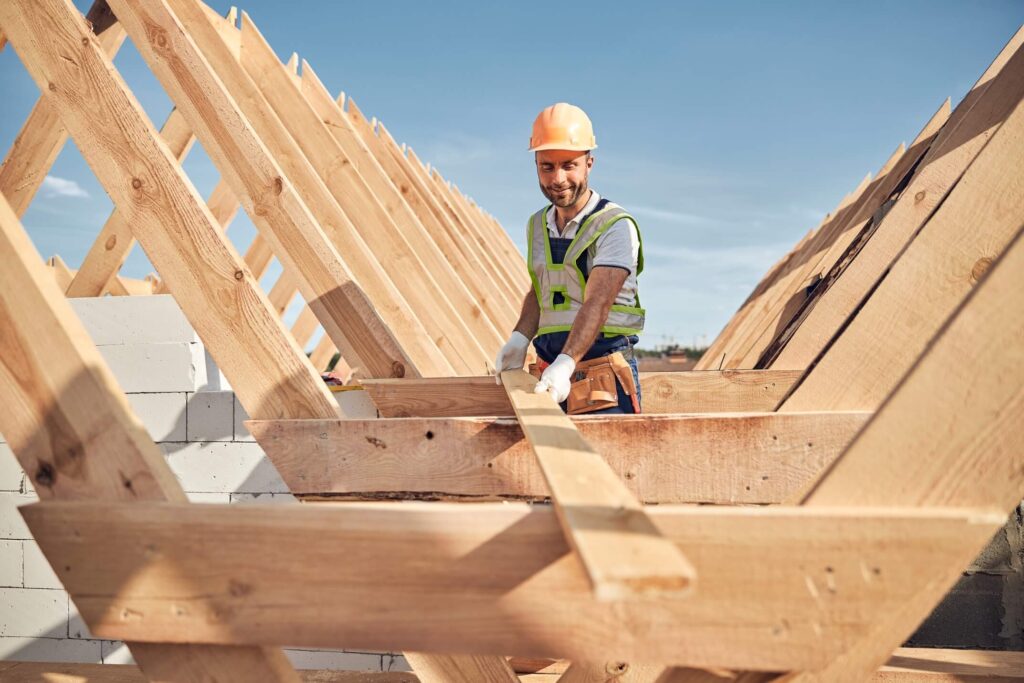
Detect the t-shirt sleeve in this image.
<box><xmin>591</xmin><ymin>218</ymin><xmax>640</xmax><ymax>271</ymax></box>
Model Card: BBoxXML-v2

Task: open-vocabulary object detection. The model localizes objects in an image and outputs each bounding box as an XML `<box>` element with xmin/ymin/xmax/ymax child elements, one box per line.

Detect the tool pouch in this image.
<box><xmin>530</xmin><ymin>352</ymin><xmax>641</xmax><ymax>414</ymax></box>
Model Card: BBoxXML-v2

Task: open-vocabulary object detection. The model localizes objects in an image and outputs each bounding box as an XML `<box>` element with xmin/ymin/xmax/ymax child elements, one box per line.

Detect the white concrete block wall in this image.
<box><xmin>0</xmin><ymin>295</ymin><xmax>399</xmax><ymax>671</ymax></box>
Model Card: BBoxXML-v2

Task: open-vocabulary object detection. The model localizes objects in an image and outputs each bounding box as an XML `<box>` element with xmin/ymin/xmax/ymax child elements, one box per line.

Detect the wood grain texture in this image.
<box><xmin>236</xmin><ymin>14</ymin><xmax>488</xmax><ymax>374</ymax></box>
<box><xmin>500</xmin><ymin>369</ymin><xmax>696</xmax><ymax>600</ymax></box>
<box><xmin>249</xmin><ymin>411</ymin><xmax>867</xmax><ymax>503</ymax></box>
<box><xmin>67</xmin><ymin>106</ymin><xmax>196</xmax><ymax>298</ymax></box>
<box><xmin>126</xmin><ymin>0</ymin><xmax>443</xmax><ymax>379</ymax></box>
<box><xmin>22</xmin><ymin>501</ymin><xmax>1002</xmax><ymax>670</ymax></box>
<box><xmin>301</xmin><ymin>62</ymin><xmax>516</xmax><ymax>336</ymax></box>
<box><xmin>772</xmin><ymin>28</ymin><xmax>1024</xmax><ymax>372</ymax></box>
<box><xmin>0</xmin><ymin>0</ymin><xmax>125</xmax><ymax>217</ymax></box>
<box><xmin>403</xmin><ymin>653</ymin><xmax>518</xmax><ymax>683</ymax></box>
<box><xmin>781</xmin><ymin>66</ymin><xmax>1024</xmax><ymax>412</ymax></box>
<box><xmin>361</xmin><ymin>371</ymin><xmax>803</xmax><ymax>417</ymax></box>
<box><xmin>2</xmin><ymin>0</ymin><xmax>340</xmax><ymax>422</ymax></box>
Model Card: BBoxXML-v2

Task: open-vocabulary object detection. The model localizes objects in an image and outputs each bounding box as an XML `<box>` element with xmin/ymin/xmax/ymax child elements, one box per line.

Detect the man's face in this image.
<box><xmin>536</xmin><ymin>149</ymin><xmax>593</xmax><ymax>208</ymax></box>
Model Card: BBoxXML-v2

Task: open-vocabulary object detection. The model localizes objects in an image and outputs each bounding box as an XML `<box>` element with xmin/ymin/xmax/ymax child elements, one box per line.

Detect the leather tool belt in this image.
<box><xmin>530</xmin><ymin>351</ymin><xmax>641</xmax><ymax>415</ymax></box>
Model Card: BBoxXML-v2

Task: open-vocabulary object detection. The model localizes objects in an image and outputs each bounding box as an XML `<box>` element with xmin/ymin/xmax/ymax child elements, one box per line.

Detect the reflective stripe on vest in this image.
<box><xmin>527</xmin><ymin>201</ymin><xmax>645</xmax><ymax>337</ymax></box>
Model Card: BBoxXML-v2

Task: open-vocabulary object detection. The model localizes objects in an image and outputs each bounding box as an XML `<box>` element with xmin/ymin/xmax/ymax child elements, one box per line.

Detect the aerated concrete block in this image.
<box><xmin>383</xmin><ymin>654</ymin><xmax>412</xmax><ymax>672</ymax></box>
<box><xmin>69</xmin><ymin>295</ymin><xmax>199</xmax><ymax>346</ymax></box>
<box><xmin>230</xmin><ymin>492</ymin><xmax>298</xmax><ymax>504</ymax></box>
<box><xmin>0</xmin><ymin>492</ymin><xmax>37</xmax><ymax>540</ymax></box>
<box><xmin>284</xmin><ymin>649</ymin><xmax>382</xmax><ymax>671</ymax></box>
<box><xmin>0</xmin><ymin>444</ymin><xmax>26</xmax><ymax>492</ymax></box>
<box><xmin>101</xmin><ymin>640</ymin><xmax>133</xmax><ymax>664</ymax></box>
<box><xmin>97</xmin><ymin>342</ymin><xmax>208</xmax><ymax>393</ymax></box>
<box><xmin>0</xmin><ymin>588</ymin><xmax>67</xmax><ymax>637</ymax></box>
<box><xmin>0</xmin><ymin>636</ymin><xmax>102</xmax><ymax>663</ymax></box>
<box><xmin>126</xmin><ymin>392</ymin><xmax>187</xmax><ymax>442</ymax></box>
<box><xmin>0</xmin><ymin>541</ymin><xmax>22</xmax><ymax>587</ymax></box>
<box><xmin>335</xmin><ymin>387</ymin><xmax>380</xmax><ymax>418</ymax></box>
<box><xmin>186</xmin><ymin>391</ymin><xmax>234</xmax><ymax>442</ymax></box>
<box><xmin>162</xmin><ymin>442</ymin><xmax>288</xmax><ymax>493</ymax></box>
<box><xmin>233</xmin><ymin>394</ymin><xmax>255</xmax><ymax>441</ymax></box>
<box><xmin>22</xmin><ymin>540</ymin><xmax>62</xmax><ymax>590</ymax></box>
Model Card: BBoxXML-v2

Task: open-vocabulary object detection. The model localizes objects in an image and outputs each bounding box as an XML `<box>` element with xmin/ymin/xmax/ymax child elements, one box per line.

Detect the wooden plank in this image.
<box><xmin>4</xmin><ymin>652</ymin><xmax>1023</xmax><ymax>683</ymax></box>
<box><xmin>0</xmin><ymin>0</ymin><xmax>125</xmax><ymax>217</ymax></box>
<box><xmin>300</xmin><ymin>64</ymin><xmax>517</xmax><ymax>335</ymax></box>
<box><xmin>361</xmin><ymin>370</ymin><xmax>802</xmax><ymax>417</ymax></box>
<box><xmin>121</xmin><ymin>0</ymin><xmax>447</xmax><ymax>379</ymax></box>
<box><xmin>22</xmin><ymin>501</ymin><xmax>1002</xmax><ymax>670</ymax></box>
<box><xmin>759</xmin><ymin>99</ymin><xmax>951</xmax><ymax>369</ymax></box>
<box><xmin>500</xmin><ymin>370</ymin><xmax>695</xmax><ymax>600</ymax></box>
<box><xmin>67</xmin><ymin>106</ymin><xmax>196</xmax><ymax>297</ymax></box>
<box><xmin>770</xmin><ymin>26</ymin><xmax>1024</xmax><ymax>372</ymax></box>
<box><xmin>403</xmin><ymin>654</ymin><xmax>518</xmax><ymax>683</ymax></box>
<box><xmin>781</xmin><ymin>65</ymin><xmax>1024</xmax><ymax>412</ymax></box>
<box><xmin>380</xmin><ymin>125</ymin><xmax>523</xmax><ymax>304</ymax></box>
<box><xmin>267</xmin><ymin>268</ymin><xmax>299</xmax><ymax>316</ymax></box>
<box><xmin>248</xmin><ymin>411</ymin><xmax>868</xmax><ymax>504</ymax></box>
<box><xmin>557</xmin><ymin>662</ymin><xmax>667</xmax><ymax>683</ymax></box>
<box><xmin>0</xmin><ymin>662</ymin><xmax>427</xmax><ymax>683</ymax></box>
<box><xmin>355</xmin><ymin>111</ymin><xmax>519</xmax><ymax>329</ymax></box>
<box><xmin>235</xmin><ymin>14</ymin><xmax>489</xmax><ymax>374</ymax></box>
<box><xmin>291</xmin><ymin>304</ymin><xmax>320</xmax><ymax>349</ymax></box>
<box><xmin>309</xmin><ymin>332</ymin><xmax>339</xmax><ymax>371</ymax></box>
<box><xmin>1</xmin><ymin>0</ymin><xmax>339</xmax><ymax>420</ymax></box>
<box><xmin>779</xmin><ymin>225</ymin><xmax>1024</xmax><ymax>683</ymax></box>
<box><xmin>0</xmin><ymin>190</ymin><xmax>298</xmax><ymax>681</ymax></box>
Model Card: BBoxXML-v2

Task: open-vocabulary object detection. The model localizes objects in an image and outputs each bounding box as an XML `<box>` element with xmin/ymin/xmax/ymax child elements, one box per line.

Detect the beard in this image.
<box><xmin>540</xmin><ymin>179</ymin><xmax>589</xmax><ymax>208</ymax></box>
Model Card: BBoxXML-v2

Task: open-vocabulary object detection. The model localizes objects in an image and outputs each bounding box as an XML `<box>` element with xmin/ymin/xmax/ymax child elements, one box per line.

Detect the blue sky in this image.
<box><xmin>1</xmin><ymin>1</ymin><xmax>1021</xmax><ymax>349</ymax></box>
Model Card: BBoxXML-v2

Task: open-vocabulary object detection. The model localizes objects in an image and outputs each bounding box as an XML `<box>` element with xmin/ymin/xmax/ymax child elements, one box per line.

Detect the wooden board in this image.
<box><xmin>361</xmin><ymin>370</ymin><xmax>802</xmax><ymax>417</ymax></box>
<box><xmin>0</xmin><ymin>0</ymin><xmax>125</xmax><ymax>217</ymax></box>
<box><xmin>500</xmin><ymin>369</ymin><xmax>696</xmax><ymax>600</ymax></box>
<box><xmin>0</xmin><ymin>188</ymin><xmax>296</xmax><ymax>682</ymax></box>
<box><xmin>781</xmin><ymin>65</ymin><xmax>1024</xmax><ymax>412</ymax></box>
<box><xmin>2</xmin><ymin>0</ymin><xmax>339</xmax><ymax>422</ymax></box>
<box><xmin>235</xmin><ymin>13</ymin><xmax>491</xmax><ymax>373</ymax></box>
<box><xmin>770</xmin><ymin>26</ymin><xmax>1024</xmax><ymax>371</ymax></box>
<box><xmin>120</xmin><ymin>0</ymin><xmax>445</xmax><ymax>379</ymax></box>
<box><xmin>67</xmin><ymin>107</ymin><xmax>196</xmax><ymax>297</ymax></box>
<box><xmin>248</xmin><ymin>411</ymin><xmax>868</xmax><ymax>504</ymax></box>
<box><xmin>22</xmin><ymin>501</ymin><xmax>1002</xmax><ymax>670</ymax></box>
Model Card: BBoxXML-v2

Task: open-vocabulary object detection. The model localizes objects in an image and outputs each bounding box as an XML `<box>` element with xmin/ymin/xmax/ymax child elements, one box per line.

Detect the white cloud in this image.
<box><xmin>41</xmin><ymin>175</ymin><xmax>89</xmax><ymax>199</ymax></box>
<box><xmin>630</xmin><ymin>205</ymin><xmax>713</xmax><ymax>225</ymax></box>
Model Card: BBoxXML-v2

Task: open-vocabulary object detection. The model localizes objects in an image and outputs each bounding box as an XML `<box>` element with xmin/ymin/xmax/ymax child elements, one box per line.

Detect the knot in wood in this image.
<box><xmin>914</xmin><ymin>190</ymin><xmax>926</xmax><ymax>203</ymax></box>
<box><xmin>234</xmin><ymin>270</ymin><xmax>245</xmax><ymax>281</ymax></box>
<box><xmin>391</xmin><ymin>361</ymin><xmax>406</xmax><ymax>378</ymax></box>
<box><xmin>272</xmin><ymin>176</ymin><xmax>284</xmax><ymax>195</ymax></box>
<box><xmin>35</xmin><ymin>462</ymin><xmax>56</xmax><ymax>487</ymax></box>
<box><xmin>104</xmin><ymin>235</ymin><xmax>117</xmax><ymax>250</ymax></box>
<box><xmin>971</xmin><ymin>256</ymin><xmax>993</xmax><ymax>284</ymax></box>
<box><xmin>605</xmin><ymin>662</ymin><xmax>629</xmax><ymax>675</ymax></box>
<box><xmin>131</xmin><ymin>178</ymin><xmax>142</xmax><ymax>190</ymax></box>
<box><xmin>48</xmin><ymin>82</ymin><xmax>58</xmax><ymax>92</ymax></box>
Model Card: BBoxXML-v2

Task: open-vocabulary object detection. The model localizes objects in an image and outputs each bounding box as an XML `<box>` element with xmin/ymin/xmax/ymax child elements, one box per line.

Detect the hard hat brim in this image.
<box><xmin>528</xmin><ymin>142</ymin><xmax>598</xmax><ymax>152</ymax></box>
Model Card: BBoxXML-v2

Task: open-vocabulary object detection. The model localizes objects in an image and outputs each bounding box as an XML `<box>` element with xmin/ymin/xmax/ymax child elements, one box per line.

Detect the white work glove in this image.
<box><xmin>534</xmin><ymin>354</ymin><xmax>576</xmax><ymax>404</ymax></box>
<box><xmin>494</xmin><ymin>331</ymin><xmax>530</xmax><ymax>384</ymax></box>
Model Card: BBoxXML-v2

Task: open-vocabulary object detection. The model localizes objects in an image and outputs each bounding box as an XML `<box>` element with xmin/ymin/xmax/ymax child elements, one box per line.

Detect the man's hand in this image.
<box><xmin>494</xmin><ymin>331</ymin><xmax>531</xmax><ymax>384</ymax></box>
<box><xmin>534</xmin><ymin>354</ymin><xmax>575</xmax><ymax>403</ymax></box>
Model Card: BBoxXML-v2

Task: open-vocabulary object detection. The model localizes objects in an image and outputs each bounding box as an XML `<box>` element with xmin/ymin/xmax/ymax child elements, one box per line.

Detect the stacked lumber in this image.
<box><xmin>0</xmin><ymin>1</ymin><xmax>1021</xmax><ymax>682</ymax></box>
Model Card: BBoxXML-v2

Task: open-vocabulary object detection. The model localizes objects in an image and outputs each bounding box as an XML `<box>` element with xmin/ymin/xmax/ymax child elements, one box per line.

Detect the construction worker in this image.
<box><xmin>494</xmin><ymin>103</ymin><xmax>643</xmax><ymax>414</ymax></box>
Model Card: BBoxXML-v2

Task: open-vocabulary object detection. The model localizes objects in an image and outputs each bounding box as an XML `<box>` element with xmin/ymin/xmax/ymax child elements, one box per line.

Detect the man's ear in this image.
<box><xmin>586</xmin><ymin>153</ymin><xmax>595</xmax><ymax>170</ymax></box>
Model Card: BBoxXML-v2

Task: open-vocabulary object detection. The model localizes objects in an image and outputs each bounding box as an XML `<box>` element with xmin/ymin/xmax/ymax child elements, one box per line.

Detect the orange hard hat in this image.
<box><xmin>529</xmin><ymin>103</ymin><xmax>597</xmax><ymax>152</ymax></box>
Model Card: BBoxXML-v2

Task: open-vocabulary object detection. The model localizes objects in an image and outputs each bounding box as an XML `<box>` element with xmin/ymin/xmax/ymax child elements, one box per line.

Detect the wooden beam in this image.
<box><xmin>0</xmin><ymin>189</ymin><xmax>299</xmax><ymax>681</ymax></box>
<box><xmin>556</xmin><ymin>662</ymin><xmax>667</xmax><ymax>683</ymax></box>
<box><xmin>235</xmin><ymin>13</ymin><xmax>490</xmax><ymax>373</ymax></box>
<box><xmin>291</xmin><ymin>304</ymin><xmax>320</xmax><ymax>349</ymax></box>
<box><xmin>1</xmin><ymin>0</ymin><xmax>339</xmax><ymax>420</ymax></box>
<box><xmin>780</xmin><ymin>51</ymin><xmax>1024</xmax><ymax>412</ymax></box>
<box><xmin>5</xmin><ymin>651</ymin><xmax>1024</xmax><ymax>683</ymax></box>
<box><xmin>119</xmin><ymin>0</ymin><xmax>445</xmax><ymax>378</ymax></box>
<box><xmin>248</xmin><ymin>411</ymin><xmax>868</xmax><ymax>503</ymax></box>
<box><xmin>309</xmin><ymin>332</ymin><xmax>339</xmax><ymax>372</ymax></box>
<box><xmin>300</xmin><ymin>61</ymin><xmax>516</xmax><ymax>338</ymax></box>
<box><xmin>771</xmin><ymin>28</ymin><xmax>1024</xmax><ymax>375</ymax></box>
<box><xmin>67</xmin><ymin>106</ymin><xmax>196</xmax><ymax>297</ymax></box>
<box><xmin>360</xmin><ymin>370</ymin><xmax>802</xmax><ymax>417</ymax></box>
<box><xmin>759</xmin><ymin>99</ymin><xmax>951</xmax><ymax>369</ymax></box>
<box><xmin>22</xmin><ymin>501</ymin><xmax>1002</xmax><ymax>670</ymax></box>
<box><xmin>0</xmin><ymin>0</ymin><xmax>125</xmax><ymax>217</ymax></box>
<box><xmin>501</xmin><ymin>370</ymin><xmax>695</xmax><ymax>600</ymax></box>
<box><xmin>403</xmin><ymin>654</ymin><xmax>518</xmax><ymax>683</ymax></box>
